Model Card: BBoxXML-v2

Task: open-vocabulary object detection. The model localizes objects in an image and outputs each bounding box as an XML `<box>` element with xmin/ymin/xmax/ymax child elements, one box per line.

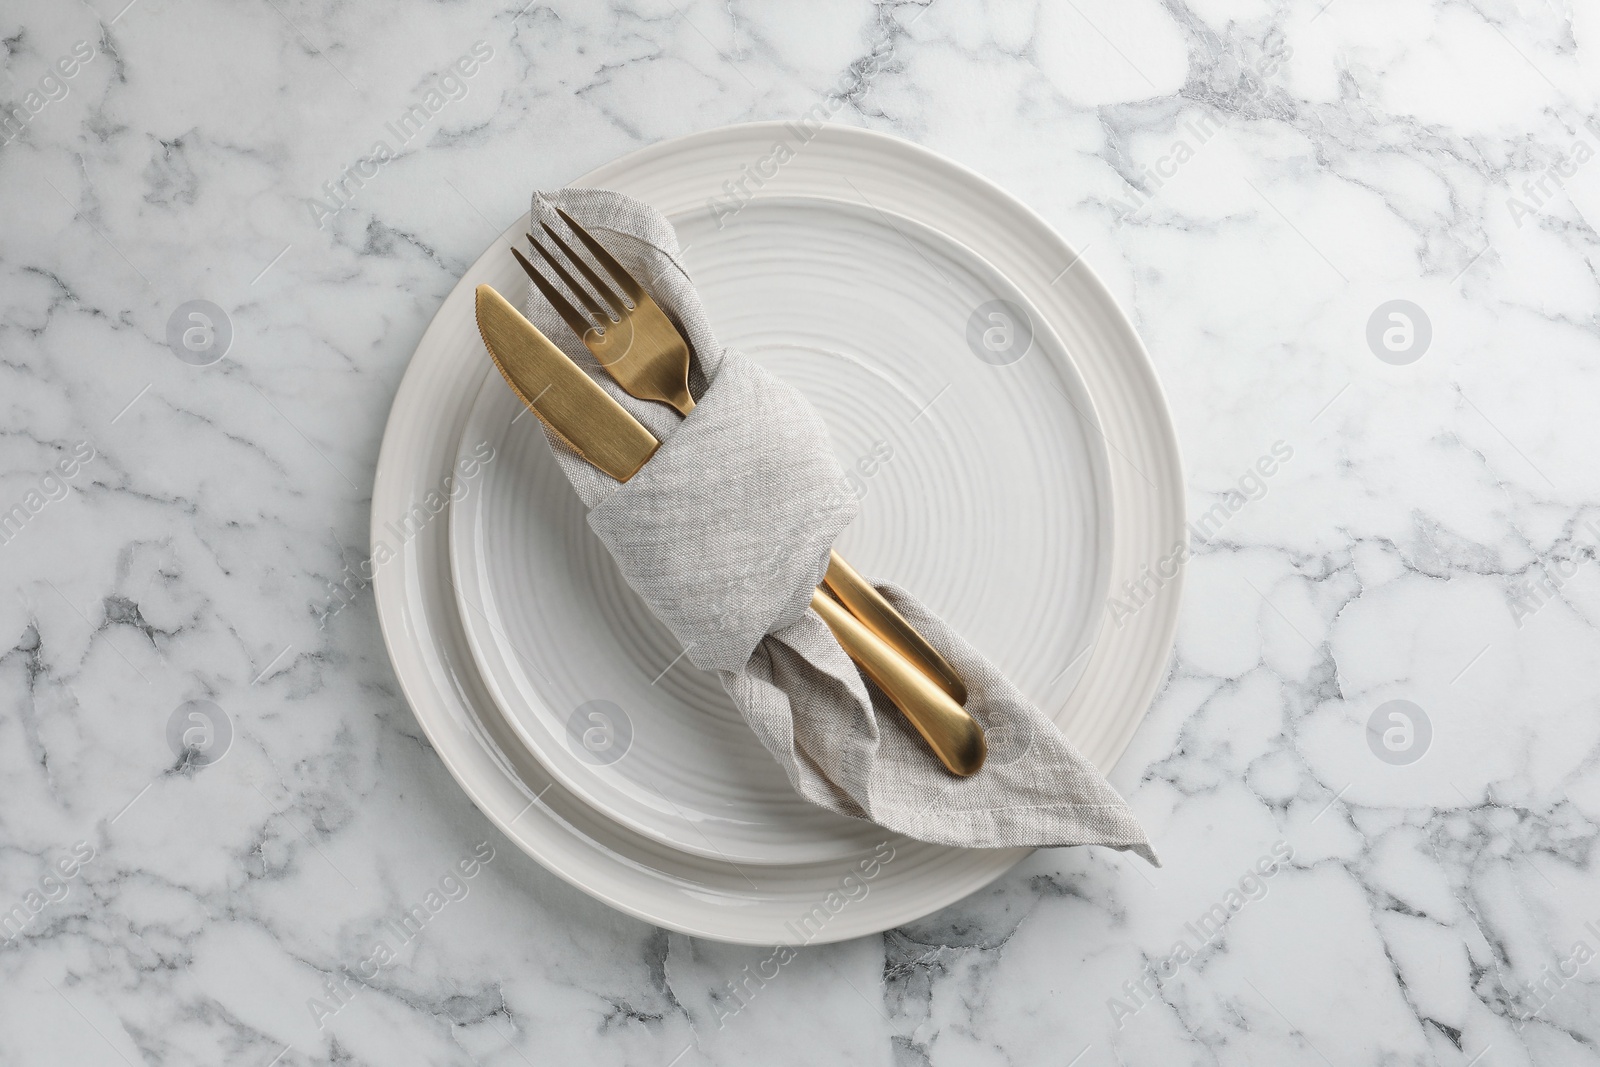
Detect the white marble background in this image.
<box><xmin>2</xmin><ymin>0</ymin><xmax>1598</xmax><ymax>1063</ymax></box>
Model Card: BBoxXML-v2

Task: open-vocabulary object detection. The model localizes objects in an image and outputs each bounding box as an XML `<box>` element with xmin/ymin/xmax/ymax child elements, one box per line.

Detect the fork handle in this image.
<box><xmin>810</xmin><ymin>588</ymin><xmax>986</xmax><ymax>776</ymax></box>
<box><xmin>823</xmin><ymin>551</ymin><xmax>968</xmax><ymax>705</ymax></box>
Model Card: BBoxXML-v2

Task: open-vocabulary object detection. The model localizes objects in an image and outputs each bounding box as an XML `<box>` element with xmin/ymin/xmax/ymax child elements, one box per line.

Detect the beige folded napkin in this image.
<box><xmin>522</xmin><ymin>187</ymin><xmax>1154</xmax><ymax>861</ymax></box>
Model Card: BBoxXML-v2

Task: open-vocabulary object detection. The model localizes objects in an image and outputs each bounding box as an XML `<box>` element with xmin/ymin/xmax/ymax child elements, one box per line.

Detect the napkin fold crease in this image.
<box><xmin>522</xmin><ymin>187</ymin><xmax>1155</xmax><ymax>862</ymax></box>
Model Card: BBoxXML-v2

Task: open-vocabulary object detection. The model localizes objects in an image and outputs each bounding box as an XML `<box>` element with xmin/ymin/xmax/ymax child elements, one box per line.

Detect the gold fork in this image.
<box><xmin>514</xmin><ymin>206</ymin><xmax>972</xmax><ymax>709</ymax></box>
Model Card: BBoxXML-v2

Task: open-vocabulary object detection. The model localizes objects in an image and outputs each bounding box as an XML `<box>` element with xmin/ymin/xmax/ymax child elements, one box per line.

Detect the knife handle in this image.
<box><xmin>823</xmin><ymin>551</ymin><xmax>969</xmax><ymax>705</ymax></box>
<box><xmin>810</xmin><ymin>588</ymin><xmax>986</xmax><ymax>777</ymax></box>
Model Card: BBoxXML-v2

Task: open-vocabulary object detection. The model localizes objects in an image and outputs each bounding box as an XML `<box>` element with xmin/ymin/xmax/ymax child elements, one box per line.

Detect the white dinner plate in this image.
<box><xmin>372</xmin><ymin>123</ymin><xmax>1184</xmax><ymax>943</ymax></box>
<box><xmin>449</xmin><ymin>194</ymin><xmax>1114</xmax><ymax>865</ymax></box>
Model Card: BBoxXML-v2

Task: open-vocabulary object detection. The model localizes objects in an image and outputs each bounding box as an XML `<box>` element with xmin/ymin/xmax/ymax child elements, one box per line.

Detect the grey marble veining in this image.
<box><xmin>3</xmin><ymin>0</ymin><xmax>1599</xmax><ymax>1064</ymax></box>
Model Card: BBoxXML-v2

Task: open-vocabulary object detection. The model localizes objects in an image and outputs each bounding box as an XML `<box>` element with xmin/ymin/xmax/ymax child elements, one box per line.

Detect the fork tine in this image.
<box><xmin>511</xmin><ymin>246</ymin><xmax>596</xmax><ymax>342</ymax></box>
<box><xmin>553</xmin><ymin>206</ymin><xmax>646</xmax><ymax>303</ymax></box>
<box><xmin>538</xmin><ymin>221</ymin><xmax>633</xmax><ymax>318</ymax></box>
<box><xmin>524</xmin><ymin>235</ymin><xmax>617</xmax><ymax>325</ymax></box>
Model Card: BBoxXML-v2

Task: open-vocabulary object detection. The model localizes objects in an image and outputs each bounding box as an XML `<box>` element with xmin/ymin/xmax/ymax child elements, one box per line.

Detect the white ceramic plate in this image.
<box><xmin>449</xmin><ymin>195</ymin><xmax>1113</xmax><ymax>865</ymax></box>
<box><xmin>372</xmin><ymin>123</ymin><xmax>1184</xmax><ymax>943</ymax></box>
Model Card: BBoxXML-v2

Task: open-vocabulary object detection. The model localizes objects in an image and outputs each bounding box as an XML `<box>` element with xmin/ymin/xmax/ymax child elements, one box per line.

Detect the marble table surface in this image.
<box><xmin>4</xmin><ymin>0</ymin><xmax>1600</xmax><ymax>1063</ymax></box>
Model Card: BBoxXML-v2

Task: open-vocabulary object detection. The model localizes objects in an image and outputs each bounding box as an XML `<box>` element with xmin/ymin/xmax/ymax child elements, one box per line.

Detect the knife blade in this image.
<box><xmin>474</xmin><ymin>284</ymin><xmax>657</xmax><ymax>482</ymax></box>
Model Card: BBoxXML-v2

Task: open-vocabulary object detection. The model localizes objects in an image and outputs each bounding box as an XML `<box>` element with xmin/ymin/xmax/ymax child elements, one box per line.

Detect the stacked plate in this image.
<box><xmin>373</xmin><ymin>124</ymin><xmax>1184</xmax><ymax>944</ymax></box>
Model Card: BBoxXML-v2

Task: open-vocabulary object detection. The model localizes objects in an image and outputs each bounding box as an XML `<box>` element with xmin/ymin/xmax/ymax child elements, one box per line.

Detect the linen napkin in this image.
<box><xmin>521</xmin><ymin>187</ymin><xmax>1155</xmax><ymax>861</ymax></box>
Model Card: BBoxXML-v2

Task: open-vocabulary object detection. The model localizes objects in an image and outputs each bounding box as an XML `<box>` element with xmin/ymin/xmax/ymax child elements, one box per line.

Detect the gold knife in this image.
<box><xmin>475</xmin><ymin>284</ymin><xmax>986</xmax><ymax>776</ymax></box>
<box><xmin>476</xmin><ymin>285</ymin><xmax>658</xmax><ymax>482</ymax></box>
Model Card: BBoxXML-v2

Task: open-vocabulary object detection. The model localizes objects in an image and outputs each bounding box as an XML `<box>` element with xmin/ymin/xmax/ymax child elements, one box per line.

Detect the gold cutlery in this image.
<box><xmin>475</xmin><ymin>284</ymin><xmax>986</xmax><ymax>776</ymax></box>
<box><xmin>515</xmin><ymin>206</ymin><xmax>970</xmax><ymax>708</ymax></box>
